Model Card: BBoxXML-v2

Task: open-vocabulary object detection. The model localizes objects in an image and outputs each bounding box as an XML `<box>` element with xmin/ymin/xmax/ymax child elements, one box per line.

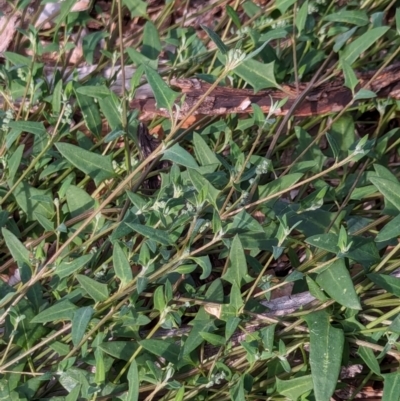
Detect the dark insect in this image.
<box><xmin>138</xmin><ymin>123</ymin><xmax>169</xmax><ymax>189</ymax></box>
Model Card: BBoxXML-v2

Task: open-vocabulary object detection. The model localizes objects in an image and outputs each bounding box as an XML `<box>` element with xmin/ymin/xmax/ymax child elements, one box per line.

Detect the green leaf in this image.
<box><xmin>375</xmin><ymin>214</ymin><xmax>400</xmax><ymax>242</ymax></box>
<box><xmin>153</xmin><ymin>285</ymin><xmax>165</xmax><ymax>312</ymax></box>
<box><xmin>340</xmin><ymin>59</ymin><xmax>358</xmax><ymax>93</ymax></box>
<box><xmin>370</xmin><ymin>177</ymin><xmax>400</xmax><ymax>211</ymax></box>
<box><xmin>354</xmin><ymin>89</ymin><xmax>377</xmax><ymax>100</ymax></box>
<box><xmin>126</xmin><ymin>223</ymin><xmax>174</xmax><ymax>245</ymax></box>
<box><xmin>199</xmin><ymin>332</ymin><xmax>226</xmax><ymax>346</ymax></box>
<box><xmin>2</xmin><ymin>227</ymin><xmax>30</xmax><ymax>266</ymax></box>
<box><xmin>54</xmin><ymin>0</ymin><xmax>76</xmax><ymax>29</ymax></box>
<box><xmin>71</xmin><ymin>307</ymin><xmax>94</xmax><ymax>347</ymax></box>
<box><xmin>358</xmin><ymin>346</ymin><xmax>381</xmax><ymax>375</ymax></box>
<box><xmin>55</xmin><ymin>142</ymin><xmax>115</xmax><ymax>187</ymax></box>
<box><xmin>329</xmin><ymin>114</ymin><xmax>355</xmax><ymax>155</ymax></box>
<box><xmin>139</xmin><ymin>339</ymin><xmax>180</xmax><ymax>364</ymax></box>
<box><xmin>368</xmin><ymin>273</ymin><xmax>400</xmax><ymax>297</ymax></box>
<box><xmin>326</xmin><ymin>133</ymin><xmax>340</xmax><ymax>161</ymax></box>
<box><xmin>94</xmin><ymin>348</ymin><xmax>105</xmax><ymax>384</ymax></box>
<box><xmin>193</xmin><ymin>132</ymin><xmax>221</xmax><ymax>171</ymax></box>
<box><xmin>31</xmin><ymin>300</ymin><xmax>77</xmax><ymax>323</ymax></box>
<box><xmin>306</xmin><ymin>233</ymin><xmax>339</xmax><ymax>254</ymax></box>
<box><xmin>4</xmin><ymin>297</ymin><xmax>48</xmax><ymax>349</ymax></box>
<box><xmin>123</xmin><ymin>0</ymin><xmax>147</xmax><ymax>18</ymax></box>
<box><xmin>258</xmin><ymin>173</ymin><xmax>304</xmax><ymax>198</ymax></box>
<box><xmin>52</xmin><ymin>79</ymin><xmax>63</xmax><ymax>114</ymax></box>
<box><xmin>233</xmin><ymin>60</ymin><xmax>281</xmax><ymax>92</ymax></box>
<box><xmin>201</xmin><ymin>25</ymin><xmax>229</xmax><ymax>54</ymax></box>
<box><xmin>8</xmin><ymin>121</ymin><xmax>46</xmax><ymax>136</ymax></box>
<box><xmin>304</xmin><ymin>311</ymin><xmax>344</xmax><ymax>401</ymax></box>
<box><xmin>276</xmin><ymin>0</ymin><xmax>296</xmax><ymax>14</ymax></box>
<box><xmin>276</xmin><ymin>375</ymin><xmax>314</xmax><ymax>400</ymax></box>
<box><xmin>226</xmin><ymin>5</ymin><xmax>241</xmax><ymax>28</ymax></box>
<box><xmin>100</xmin><ymin>341</ymin><xmax>138</xmax><ymax>361</ymax></box>
<box><xmin>126</xmin><ymin>47</ymin><xmax>157</xmax><ymax>70</ymax></box>
<box><xmin>259</xmin><ymin>28</ymin><xmax>289</xmax><ymax>42</ymax></box>
<box><xmin>396</xmin><ymin>8</ymin><xmax>400</xmax><ymax>36</ymax></box>
<box><xmin>187</xmin><ymin>168</ymin><xmax>220</xmax><ymax>208</ymax></box>
<box><xmin>307</xmin><ymin>275</ymin><xmax>329</xmax><ymax>302</ymax></box>
<box><xmin>77</xmin><ymin>274</ymin><xmax>109</xmax><ymax>302</ymax></box>
<box><xmin>142</xmin><ymin>21</ymin><xmax>161</xmax><ymax>60</ymax></box>
<box><xmin>296</xmin><ymin>1</ymin><xmax>308</xmax><ymax>35</ymax></box>
<box><xmin>7</xmin><ymin>144</ymin><xmax>23</xmax><ymax>184</ymax></box>
<box><xmin>113</xmin><ymin>242</ymin><xmax>133</xmax><ymax>286</ymax></box>
<box><xmin>323</xmin><ymin>10</ymin><xmax>369</xmax><ymax>26</ymax></box>
<box><xmin>143</xmin><ymin>64</ymin><xmax>179</xmax><ymax>114</ymax></box>
<box><xmin>12</xmin><ymin>181</ymin><xmax>54</xmax><ymax>221</ymax></box>
<box><xmin>316</xmin><ymin>259</ymin><xmax>361</xmax><ymax>309</ymax></box>
<box><xmin>55</xmin><ymin>254</ymin><xmax>93</xmax><ymax>279</ymax></box>
<box><xmin>75</xmin><ymin>85</ymin><xmax>112</xmax><ymax>99</ymax></box>
<box><xmin>82</xmin><ymin>32</ymin><xmax>108</xmax><ymax>64</ymax></box>
<box><xmin>161</xmin><ymin>143</ymin><xmax>199</xmax><ymax>168</ymax></box>
<box><xmin>74</xmin><ymin>88</ymin><xmax>102</xmax><ymax>138</ymax></box>
<box><xmin>98</xmin><ymin>92</ymin><xmax>123</xmax><ymax>130</ymax></box>
<box><xmin>342</xmin><ymin>27</ymin><xmax>389</xmax><ymax>65</ymax></box>
<box><xmin>222</xmin><ymin>235</ymin><xmax>249</xmax><ymax>287</ymax></box>
<box><xmin>189</xmin><ymin>256</ymin><xmax>212</xmax><ymax>280</ymax></box>
<box><xmin>65</xmin><ymin>185</ymin><xmax>95</xmax><ymax>220</ymax></box>
<box><xmin>127</xmin><ymin>359</ymin><xmax>139</xmax><ymax>401</ymax></box>
<box><xmin>346</xmin><ymin>236</ymin><xmax>380</xmax><ymax>268</ymax></box>
<box><xmin>382</xmin><ymin>371</ymin><xmax>400</xmax><ymax>401</ymax></box>
<box><xmin>4</xmin><ymin>51</ymin><xmax>34</xmax><ymax>68</ymax></box>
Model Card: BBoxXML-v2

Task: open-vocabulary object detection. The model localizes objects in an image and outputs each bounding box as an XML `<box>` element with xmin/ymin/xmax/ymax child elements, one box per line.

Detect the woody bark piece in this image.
<box><xmin>129</xmin><ymin>62</ymin><xmax>400</xmax><ymax>121</ymax></box>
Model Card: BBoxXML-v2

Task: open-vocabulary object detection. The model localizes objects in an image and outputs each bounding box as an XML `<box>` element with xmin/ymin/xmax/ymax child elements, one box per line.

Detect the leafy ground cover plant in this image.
<box><xmin>1</xmin><ymin>0</ymin><xmax>400</xmax><ymax>400</ymax></box>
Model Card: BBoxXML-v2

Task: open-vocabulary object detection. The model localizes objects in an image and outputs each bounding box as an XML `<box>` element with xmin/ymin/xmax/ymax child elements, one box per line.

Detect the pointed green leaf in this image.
<box><xmin>75</xmin><ymin>85</ymin><xmax>112</xmax><ymax>99</ymax></box>
<box><xmin>143</xmin><ymin>65</ymin><xmax>179</xmax><ymax>113</ymax></box>
<box><xmin>323</xmin><ymin>10</ymin><xmax>369</xmax><ymax>26</ymax></box>
<box><xmin>161</xmin><ymin>143</ymin><xmax>199</xmax><ymax>168</ymax></box>
<box><xmin>189</xmin><ymin>255</ymin><xmax>212</xmax><ymax>280</ymax></box>
<box><xmin>296</xmin><ymin>1</ymin><xmax>308</xmax><ymax>35</ymax></box>
<box><xmin>72</xmin><ymin>307</ymin><xmax>94</xmax><ymax>347</ymax></box>
<box><xmin>276</xmin><ymin>375</ymin><xmax>314</xmax><ymax>400</ymax></box>
<box><xmin>75</xmin><ymin>90</ymin><xmax>102</xmax><ymax>138</ymax></box>
<box><xmin>77</xmin><ymin>274</ymin><xmax>109</xmax><ymax>302</ymax></box>
<box><xmin>201</xmin><ymin>25</ymin><xmax>229</xmax><ymax>54</ymax></box>
<box><xmin>127</xmin><ymin>359</ymin><xmax>139</xmax><ymax>401</ymax></box>
<box><xmin>341</xmin><ymin>59</ymin><xmax>358</xmax><ymax>93</ymax></box>
<box><xmin>2</xmin><ymin>227</ymin><xmax>30</xmax><ymax>266</ymax></box>
<box><xmin>142</xmin><ymin>21</ymin><xmax>161</xmax><ymax>60</ymax></box>
<box><xmin>56</xmin><ymin>142</ymin><xmax>115</xmax><ymax>187</ymax></box>
<box><xmin>113</xmin><ymin>242</ymin><xmax>133</xmax><ymax>286</ymax></box>
<box><xmin>342</xmin><ymin>27</ymin><xmax>389</xmax><ymax>65</ymax></box>
<box><xmin>188</xmin><ymin>168</ymin><xmax>220</xmax><ymax>208</ymax></box>
<box><xmin>382</xmin><ymin>371</ymin><xmax>400</xmax><ymax>401</ymax></box>
<box><xmin>193</xmin><ymin>132</ymin><xmax>221</xmax><ymax>171</ymax></box>
<box><xmin>376</xmin><ymin>214</ymin><xmax>400</xmax><ymax>242</ymax></box>
<box><xmin>8</xmin><ymin>121</ymin><xmax>46</xmax><ymax>136</ymax></box>
<box><xmin>316</xmin><ymin>259</ymin><xmax>361</xmax><ymax>309</ymax></box>
<box><xmin>368</xmin><ymin>273</ymin><xmax>400</xmax><ymax>297</ymax></box>
<box><xmin>31</xmin><ymin>300</ymin><xmax>77</xmax><ymax>323</ymax></box>
<box><xmin>222</xmin><ymin>235</ymin><xmax>249</xmax><ymax>287</ymax></box>
<box><xmin>139</xmin><ymin>339</ymin><xmax>180</xmax><ymax>364</ymax></box>
<box><xmin>98</xmin><ymin>92</ymin><xmax>122</xmax><ymax>129</ymax></box>
<box><xmin>358</xmin><ymin>346</ymin><xmax>381</xmax><ymax>375</ymax></box>
<box><xmin>276</xmin><ymin>0</ymin><xmax>296</xmax><ymax>14</ymax></box>
<box><xmin>94</xmin><ymin>348</ymin><xmax>105</xmax><ymax>384</ymax></box>
<box><xmin>233</xmin><ymin>60</ymin><xmax>281</xmax><ymax>92</ymax></box>
<box><xmin>126</xmin><ymin>223</ymin><xmax>174</xmax><ymax>245</ymax></box>
<box><xmin>370</xmin><ymin>177</ymin><xmax>400</xmax><ymax>211</ymax></box>
<box><xmin>55</xmin><ymin>254</ymin><xmax>93</xmax><ymax>279</ymax></box>
<box><xmin>304</xmin><ymin>311</ymin><xmax>344</xmax><ymax>401</ymax></box>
